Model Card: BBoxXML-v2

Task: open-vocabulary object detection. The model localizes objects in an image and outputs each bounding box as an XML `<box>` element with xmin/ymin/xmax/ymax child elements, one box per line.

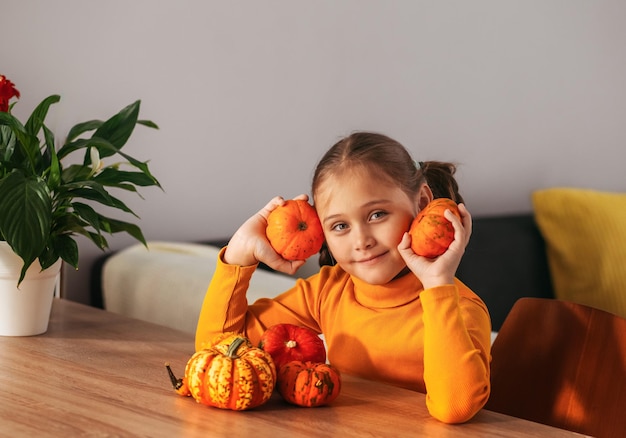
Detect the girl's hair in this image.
<box><xmin>312</xmin><ymin>131</ymin><xmax>464</xmax><ymax>267</ymax></box>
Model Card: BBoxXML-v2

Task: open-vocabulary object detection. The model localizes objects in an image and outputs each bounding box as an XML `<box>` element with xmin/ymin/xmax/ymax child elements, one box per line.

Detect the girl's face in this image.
<box><xmin>314</xmin><ymin>166</ymin><xmax>420</xmax><ymax>285</ymax></box>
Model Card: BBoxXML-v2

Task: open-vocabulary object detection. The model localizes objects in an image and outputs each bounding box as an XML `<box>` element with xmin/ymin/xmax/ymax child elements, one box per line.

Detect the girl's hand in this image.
<box><xmin>397</xmin><ymin>203</ymin><xmax>472</xmax><ymax>290</ymax></box>
<box><xmin>224</xmin><ymin>194</ymin><xmax>309</xmax><ymax>275</ymax></box>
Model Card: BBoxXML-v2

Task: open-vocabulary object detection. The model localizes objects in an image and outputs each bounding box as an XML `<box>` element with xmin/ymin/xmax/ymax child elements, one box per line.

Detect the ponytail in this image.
<box><xmin>418</xmin><ymin>161</ymin><xmax>464</xmax><ymax>204</ymax></box>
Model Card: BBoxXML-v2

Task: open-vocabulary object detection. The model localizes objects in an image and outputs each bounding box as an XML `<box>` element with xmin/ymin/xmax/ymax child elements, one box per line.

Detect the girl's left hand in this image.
<box><xmin>397</xmin><ymin>203</ymin><xmax>472</xmax><ymax>290</ymax></box>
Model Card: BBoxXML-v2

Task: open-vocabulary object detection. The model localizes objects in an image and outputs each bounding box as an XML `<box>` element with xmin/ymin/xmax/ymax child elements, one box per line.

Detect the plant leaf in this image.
<box><xmin>93</xmin><ymin>100</ymin><xmax>140</xmax><ymax>155</ymax></box>
<box><xmin>56</xmin><ymin>180</ymin><xmax>117</xmax><ymax>206</ymax></box>
<box><xmin>70</xmin><ymin>203</ymin><xmax>106</xmax><ymax>244</ymax></box>
<box><xmin>94</xmin><ymin>168</ymin><xmax>160</xmax><ymax>187</ymax></box>
<box><xmin>115</xmin><ymin>151</ymin><xmax>161</xmax><ymax>189</ymax></box>
<box><xmin>64</xmin><ymin>187</ymin><xmax>138</xmax><ymax>216</ymax></box>
<box><xmin>48</xmin><ymin>234</ymin><xmax>80</xmax><ymax>269</ymax></box>
<box><xmin>0</xmin><ymin>112</ymin><xmax>40</xmax><ymax>174</ymax></box>
<box><xmin>66</xmin><ymin>119</ymin><xmax>103</xmax><ymax>143</ymax></box>
<box><xmin>57</xmin><ymin>137</ymin><xmax>116</xmax><ymax>161</ymax></box>
<box><xmin>0</xmin><ymin>171</ymin><xmax>52</xmax><ymax>283</ymax></box>
<box><xmin>1</xmin><ymin>125</ymin><xmax>17</xmax><ymax>162</ymax></box>
<box><xmin>43</xmin><ymin>124</ymin><xmax>61</xmax><ymax>189</ymax></box>
<box><xmin>99</xmin><ymin>215</ymin><xmax>147</xmax><ymax>246</ymax></box>
<box><xmin>79</xmin><ymin>230</ymin><xmax>108</xmax><ymax>251</ymax></box>
<box><xmin>50</xmin><ymin>210</ymin><xmax>88</xmax><ymax>234</ymax></box>
<box><xmin>24</xmin><ymin>95</ymin><xmax>60</xmax><ymax>136</ymax></box>
<box><xmin>138</xmin><ymin>119</ymin><xmax>159</xmax><ymax>129</ymax></box>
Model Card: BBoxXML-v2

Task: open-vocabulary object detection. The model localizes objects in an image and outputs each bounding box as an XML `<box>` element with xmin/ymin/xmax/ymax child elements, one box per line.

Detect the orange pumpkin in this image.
<box><xmin>166</xmin><ymin>335</ymin><xmax>276</xmax><ymax>410</ymax></box>
<box><xmin>277</xmin><ymin>360</ymin><xmax>342</xmax><ymax>407</ymax></box>
<box><xmin>409</xmin><ymin>198</ymin><xmax>461</xmax><ymax>258</ymax></box>
<box><xmin>266</xmin><ymin>199</ymin><xmax>324</xmax><ymax>261</ymax></box>
<box><xmin>259</xmin><ymin>323</ymin><xmax>326</xmax><ymax>371</ymax></box>
<box><xmin>166</xmin><ymin>331</ymin><xmax>244</xmax><ymax>397</ymax></box>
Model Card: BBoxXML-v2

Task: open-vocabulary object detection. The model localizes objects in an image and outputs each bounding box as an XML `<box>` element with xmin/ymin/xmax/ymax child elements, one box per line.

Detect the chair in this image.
<box><xmin>485</xmin><ymin>297</ymin><xmax>626</xmax><ymax>438</ymax></box>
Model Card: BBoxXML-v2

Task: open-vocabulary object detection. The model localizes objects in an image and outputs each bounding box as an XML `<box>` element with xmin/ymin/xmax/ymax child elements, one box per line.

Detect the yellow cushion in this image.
<box><xmin>532</xmin><ymin>188</ymin><xmax>626</xmax><ymax>319</ymax></box>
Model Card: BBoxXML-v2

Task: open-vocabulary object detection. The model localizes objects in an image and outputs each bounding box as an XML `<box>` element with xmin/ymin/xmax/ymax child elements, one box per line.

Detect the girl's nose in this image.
<box><xmin>353</xmin><ymin>226</ymin><xmax>375</xmax><ymax>250</ymax></box>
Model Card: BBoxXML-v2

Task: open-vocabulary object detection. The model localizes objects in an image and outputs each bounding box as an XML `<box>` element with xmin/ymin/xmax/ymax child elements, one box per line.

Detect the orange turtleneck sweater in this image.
<box><xmin>195</xmin><ymin>248</ymin><xmax>491</xmax><ymax>423</ymax></box>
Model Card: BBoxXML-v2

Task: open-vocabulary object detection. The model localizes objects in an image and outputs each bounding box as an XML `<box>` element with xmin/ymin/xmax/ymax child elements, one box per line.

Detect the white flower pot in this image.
<box><xmin>0</xmin><ymin>242</ymin><xmax>62</xmax><ymax>336</ymax></box>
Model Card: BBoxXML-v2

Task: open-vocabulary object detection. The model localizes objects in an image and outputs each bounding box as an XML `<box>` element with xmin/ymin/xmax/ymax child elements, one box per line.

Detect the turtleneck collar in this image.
<box><xmin>349</xmin><ymin>270</ymin><xmax>423</xmax><ymax>309</ymax></box>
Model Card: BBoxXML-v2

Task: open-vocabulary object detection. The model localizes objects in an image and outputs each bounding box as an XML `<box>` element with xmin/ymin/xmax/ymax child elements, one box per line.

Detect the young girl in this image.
<box><xmin>195</xmin><ymin>132</ymin><xmax>491</xmax><ymax>423</ymax></box>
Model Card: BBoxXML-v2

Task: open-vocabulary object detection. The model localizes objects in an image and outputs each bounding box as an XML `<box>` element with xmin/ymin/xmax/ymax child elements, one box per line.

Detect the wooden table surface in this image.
<box><xmin>0</xmin><ymin>299</ymin><xmax>585</xmax><ymax>437</ymax></box>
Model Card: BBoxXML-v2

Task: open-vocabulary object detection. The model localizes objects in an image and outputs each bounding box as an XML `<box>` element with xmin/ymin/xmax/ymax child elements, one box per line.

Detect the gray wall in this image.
<box><xmin>3</xmin><ymin>1</ymin><xmax>625</xmax><ymax>304</ymax></box>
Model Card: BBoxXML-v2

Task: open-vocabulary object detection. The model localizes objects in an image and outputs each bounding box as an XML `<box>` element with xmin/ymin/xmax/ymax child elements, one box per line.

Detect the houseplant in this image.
<box><xmin>0</xmin><ymin>74</ymin><xmax>161</xmax><ymax>335</ymax></box>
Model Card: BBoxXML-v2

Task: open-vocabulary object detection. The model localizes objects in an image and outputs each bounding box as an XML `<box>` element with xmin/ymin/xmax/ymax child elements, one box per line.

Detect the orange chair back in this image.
<box><xmin>485</xmin><ymin>297</ymin><xmax>626</xmax><ymax>437</ymax></box>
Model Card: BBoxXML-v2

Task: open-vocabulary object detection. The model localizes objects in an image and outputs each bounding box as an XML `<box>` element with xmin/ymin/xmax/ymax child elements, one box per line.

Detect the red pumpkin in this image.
<box><xmin>259</xmin><ymin>323</ymin><xmax>326</xmax><ymax>371</ymax></box>
<box><xmin>409</xmin><ymin>198</ymin><xmax>461</xmax><ymax>258</ymax></box>
<box><xmin>266</xmin><ymin>199</ymin><xmax>324</xmax><ymax>261</ymax></box>
<box><xmin>277</xmin><ymin>361</ymin><xmax>342</xmax><ymax>407</ymax></box>
<box><xmin>166</xmin><ymin>334</ymin><xmax>276</xmax><ymax>411</ymax></box>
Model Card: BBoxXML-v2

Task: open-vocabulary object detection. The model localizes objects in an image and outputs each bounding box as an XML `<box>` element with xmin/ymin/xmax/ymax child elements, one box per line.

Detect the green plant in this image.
<box><xmin>0</xmin><ymin>74</ymin><xmax>161</xmax><ymax>284</ymax></box>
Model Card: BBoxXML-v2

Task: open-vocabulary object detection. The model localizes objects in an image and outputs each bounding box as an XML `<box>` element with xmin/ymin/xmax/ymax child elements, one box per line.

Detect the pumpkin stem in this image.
<box><xmin>165</xmin><ymin>362</ymin><xmax>184</xmax><ymax>391</ymax></box>
<box><xmin>286</xmin><ymin>340</ymin><xmax>297</xmax><ymax>349</ymax></box>
<box><xmin>227</xmin><ymin>337</ymin><xmax>247</xmax><ymax>358</ymax></box>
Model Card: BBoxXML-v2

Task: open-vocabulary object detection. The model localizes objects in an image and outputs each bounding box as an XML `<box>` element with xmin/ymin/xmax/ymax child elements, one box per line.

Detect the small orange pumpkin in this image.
<box><xmin>409</xmin><ymin>198</ymin><xmax>461</xmax><ymax>258</ymax></box>
<box><xmin>277</xmin><ymin>360</ymin><xmax>342</xmax><ymax>407</ymax></box>
<box><xmin>166</xmin><ymin>334</ymin><xmax>276</xmax><ymax>411</ymax></box>
<box><xmin>259</xmin><ymin>323</ymin><xmax>326</xmax><ymax>371</ymax></box>
<box><xmin>266</xmin><ymin>199</ymin><xmax>324</xmax><ymax>261</ymax></box>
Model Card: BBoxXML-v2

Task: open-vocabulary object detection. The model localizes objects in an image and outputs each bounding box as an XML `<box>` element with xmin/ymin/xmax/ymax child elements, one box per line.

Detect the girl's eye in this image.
<box><xmin>331</xmin><ymin>223</ymin><xmax>348</xmax><ymax>232</ymax></box>
<box><xmin>370</xmin><ymin>211</ymin><xmax>387</xmax><ymax>221</ymax></box>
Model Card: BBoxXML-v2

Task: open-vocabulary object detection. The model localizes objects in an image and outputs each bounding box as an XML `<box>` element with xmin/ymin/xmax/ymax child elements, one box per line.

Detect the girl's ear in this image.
<box><xmin>416</xmin><ymin>183</ymin><xmax>434</xmax><ymax>211</ymax></box>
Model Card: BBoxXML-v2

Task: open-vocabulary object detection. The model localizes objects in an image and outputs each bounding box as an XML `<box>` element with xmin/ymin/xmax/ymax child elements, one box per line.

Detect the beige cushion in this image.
<box><xmin>532</xmin><ymin>188</ymin><xmax>626</xmax><ymax>319</ymax></box>
<box><xmin>102</xmin><ymin>242</ymin><xmax>299</xmax><ymax>333</ymax></box>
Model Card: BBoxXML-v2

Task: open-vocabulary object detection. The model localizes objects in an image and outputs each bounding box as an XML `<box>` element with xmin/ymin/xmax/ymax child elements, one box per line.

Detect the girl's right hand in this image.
<box><xmin>223</xmin><ymin>195</ymin><xmax>308</xmax><ymax>275</ymax></box>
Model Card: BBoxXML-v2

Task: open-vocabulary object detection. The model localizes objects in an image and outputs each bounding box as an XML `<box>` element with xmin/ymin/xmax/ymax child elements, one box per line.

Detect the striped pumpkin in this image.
<box><xmin>171</xmin><ymin>335</ymin><xmax>277</xmax><ymax>411</ymax></box>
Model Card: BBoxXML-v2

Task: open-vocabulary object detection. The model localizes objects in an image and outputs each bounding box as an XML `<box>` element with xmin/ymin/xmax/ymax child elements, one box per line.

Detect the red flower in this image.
<box><xmin>0</xmin><ymin>75</ymin><xmax>21</xmax><ymax>112</ymax></box>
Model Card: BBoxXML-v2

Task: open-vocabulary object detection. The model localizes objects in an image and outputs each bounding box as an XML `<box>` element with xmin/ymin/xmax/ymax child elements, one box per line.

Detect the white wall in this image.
<box><xmin>3</xmin><ymin>1</ymin><xmax>625</xmax><ymax>304</ymax></box>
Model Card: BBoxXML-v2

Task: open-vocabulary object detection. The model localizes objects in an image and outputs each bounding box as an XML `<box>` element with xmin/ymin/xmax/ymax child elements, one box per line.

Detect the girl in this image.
<box><xmin>195</xmin><ymin>132</ymin><xmax>491</xmax><ymax>423</ymax></box>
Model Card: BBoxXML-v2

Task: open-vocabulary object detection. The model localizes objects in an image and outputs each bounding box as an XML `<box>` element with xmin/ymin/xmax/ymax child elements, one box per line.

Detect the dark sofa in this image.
<box><xmin>455</xmin><ymin>214</ymin><xmax>554</xmax><ymax>330</ymax></box>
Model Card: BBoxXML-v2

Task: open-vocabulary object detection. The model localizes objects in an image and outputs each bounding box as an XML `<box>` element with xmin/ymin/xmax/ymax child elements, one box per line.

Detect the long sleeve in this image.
<box><xmin>194</xmin><ymin>248</ymin><xmax>255</xmax><ymax>350</ymax></box>
<box><xmin>420</xmin><ymin>284</ymin><xmax>492</xmax><ymax>423</ymax></box>
<box><xmin>194</xmin><ymin>247</ymin><xmax>322</xmax><ymax>350</ymax></box>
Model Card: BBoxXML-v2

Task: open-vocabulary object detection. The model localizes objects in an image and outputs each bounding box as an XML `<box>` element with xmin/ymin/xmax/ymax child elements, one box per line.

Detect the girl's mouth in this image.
<box><xmin>356</xmin><ymin>252</ymin><xmax>387</xmax><ymax>264</ymax></box>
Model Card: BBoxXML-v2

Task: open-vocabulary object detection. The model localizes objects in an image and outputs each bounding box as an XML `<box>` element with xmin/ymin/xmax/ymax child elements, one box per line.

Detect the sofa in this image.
<box><xmin>91</xmin><ymin>187</ymin><xmax>626</xmax><ymax>335</ymax></box>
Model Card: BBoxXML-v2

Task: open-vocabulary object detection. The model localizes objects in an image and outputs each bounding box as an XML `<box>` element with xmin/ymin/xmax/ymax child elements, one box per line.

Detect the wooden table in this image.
<box><xmin>0</xmin><ymin>299</ymin><xmax>585</xmax><ymax>437</ymax></box>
